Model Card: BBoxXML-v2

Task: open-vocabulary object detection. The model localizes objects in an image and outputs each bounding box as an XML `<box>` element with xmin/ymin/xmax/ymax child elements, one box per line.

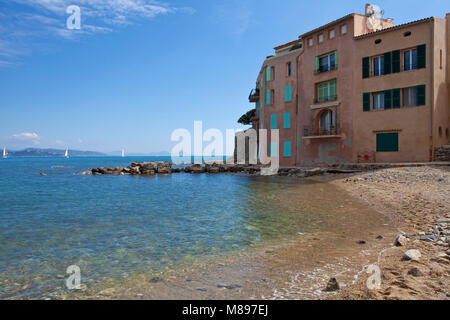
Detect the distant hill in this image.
<box><xmin>7</xmin><ymin>148</ymin><xmax>106</xmax><ymax>157</ymax></box>
<box><xmin>105</xmin><ymin>151</ymin><xmax>171</xmax><ymax>156</ymax></box>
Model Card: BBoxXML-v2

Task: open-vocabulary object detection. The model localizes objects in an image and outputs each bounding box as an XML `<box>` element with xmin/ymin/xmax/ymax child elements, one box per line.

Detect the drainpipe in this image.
<box><xmin>429</xmin><ymin>19</ymin><xmax>434</xmax><ymax>161</ymax></box>
<box><xmin>294</xmin><ymin>42</ymin><xmax>303</xmax><ymax>167</ymax></box>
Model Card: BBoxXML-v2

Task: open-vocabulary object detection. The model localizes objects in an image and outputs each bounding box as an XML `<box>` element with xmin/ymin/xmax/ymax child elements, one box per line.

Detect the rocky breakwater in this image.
<box><xmin>83</xmin><ymin>162</ymin><xmax>262</xmax><ymax>176</ymax></box>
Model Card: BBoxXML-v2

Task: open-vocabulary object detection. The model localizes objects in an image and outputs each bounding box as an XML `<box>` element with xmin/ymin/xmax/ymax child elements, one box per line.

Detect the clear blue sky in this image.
<box><xmin>1</xmin><ymin>0</ymin><xmax>449</xmax><ymax>153</ymax></box>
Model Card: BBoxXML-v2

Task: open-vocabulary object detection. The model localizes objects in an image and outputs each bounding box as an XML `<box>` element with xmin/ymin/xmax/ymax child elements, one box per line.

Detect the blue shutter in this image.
<box><xmin>266</xmin><ymin>90</ymin><xmax>271</xmax><ymax>105</ymax></box>
<box><xmin>283</xmin><ymin>112</ymin><xmax>290</xmax><ymax>129</ymax></box>
<box><xmin>270</xmin><ymin>114</ymin><xmax>277</xmax><ymax>129</ymax></box>
<box><xmin>284</xmin><ymin>141</ymin><xmax>291</xmax><ymax>157</ymax></box>
<box><xmin>285</xmin><ymin>85</ymin><xmax>292</xmax><ymax>102</ymax></box>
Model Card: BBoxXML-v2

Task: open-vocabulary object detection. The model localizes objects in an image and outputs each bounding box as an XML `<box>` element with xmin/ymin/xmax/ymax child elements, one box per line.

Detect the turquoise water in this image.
<box><xmin>0</xmin><ymin>157</ymin><xmax>315</xmax><ymax>299</ymax></box>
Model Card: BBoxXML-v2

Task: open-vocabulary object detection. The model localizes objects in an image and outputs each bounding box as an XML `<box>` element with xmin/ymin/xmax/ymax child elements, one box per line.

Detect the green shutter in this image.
<box><xmin>334</xmin><ymin>51</ymin><xmax>338</xmax><ymax>69</ymax></box>
<box><xmin>417</xmin><ymin>44</ymin><xmax>426</xmax><ymax>69</ymax></box>
<box><xmin>329</xmin><ymin>80</ymin><xmax>336</xmax><ymax>99</ymax></box>
<box><xmin>362</xmin><ymin>57</ymin><xmax>370</xmax><ymax>78</ymax></box>
<box><xmin>392</xmin><ymin>50</ymin><xmax>401</xmax><ymax>73</ymax></box>
<box><xmin>283</xmin><ymin>112</ymin><xmax>290</xmax><ymax>129</ymax></box>
<box><xmin>266</xmin><ymin>66</ymin><xmax>271</xmax><ymax>81</ymax></box>
<box><xmin>377</xmin><ymin>133</ymin><xmax>399</xmax><ymax>152</ymax></box>
<box><xmin>285</xmin><ymin>85</ymin><xmax>292</xmax><ymax>102</ymax></box>
<box><xmin>363</xmin><ymin>92</ymin><xmax>371</xmax><ymax>112</ymax></box>
<box><xmin>417</xmin><ymin>85</ymin><xmax>426</xmax><ymax>106</ymax></box>
<box><xmin>393</xmin><ymin>88</ymin><xmax>401</xmax><ymax>108</ymax></box>
<box><xmin>384</xmin><ymin>90</ymin><xmax>392</xmax><ymax>109</ymax></box>
<box><xmin>384</xmin><ymin>52</ymin><xmax>392</xmax><ymax>75</ymax></box>
<box><xmin>315</xmin><ymin>56</ymin><xmax>319</xmax><ymax>73</ymax></box>
<box><xmin>284</xmin><ymin>141</ymin><xmax>291</xmax><ymax>157</ymax></box>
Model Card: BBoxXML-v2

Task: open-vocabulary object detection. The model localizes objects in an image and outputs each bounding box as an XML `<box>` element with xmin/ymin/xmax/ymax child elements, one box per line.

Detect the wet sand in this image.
<box><xmin>63</xmin><ymin>177</ymin><xmax>398</xmax><ymax>300</ymax></box>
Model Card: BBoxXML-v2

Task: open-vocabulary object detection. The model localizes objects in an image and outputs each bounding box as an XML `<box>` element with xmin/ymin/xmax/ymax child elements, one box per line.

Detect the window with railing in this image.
<box><xmin>317</xmin><ymin>79</ymin><xmax>337</xmax><ymax>103</ymax></box>
<box><xmin>315</xmin><ymin>51</ymin><xmax>337</xmax><ymax>74</ymax></box>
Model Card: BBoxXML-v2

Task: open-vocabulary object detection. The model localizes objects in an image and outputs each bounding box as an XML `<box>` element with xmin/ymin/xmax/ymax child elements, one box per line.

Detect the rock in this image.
<box><xmin>402</xmin><ymin>249</ymin><xmax>421</xmax><ymax>261</ymax></box>
<box><xmin>324</xmin><ymin>277</ymin><xmax>340</xmax><ymax>292</ymax></box>
<box><xmin>195</xmin><ymin>288</ymin><xmax>207</xmax><ymax>292</ymax></box>
<box><xmin>149</xmin><ymin>277</ymin><xmax>161</xmax><ymax>283</ymax></box>
<box><xmin>420</xmin><ymin>235</ymin><xmax>436</xmax><ymax>242</ymax></box>
<box><xmin>394</xmin><ymin>234</ymin><xmax>408</xmax><ymax>247</ymax></box>
<box><xmin>217</xmin><ymin>284</ymin><xmax>242</xmax><ymax>290</ymax></box>
<box><xmin>407</xmin><ymin>267</ymin><xmax>423</xmax><ymax>277</ymax></box>
<box><xmin>357</xmin><ymin>240</ymin><xmax>367</xmax><ymax>245</ymax></box>
<box><xmin>437</xmin><ymin>218</ymin><xmax>450</xmax><ymax>223</ymax></box>
<box><xmin>157</xmin><ymin>162</ymin><xmax>172</xmax><ymax>174</ymax></box>
<box><xmin>376</xmin><ymin>235</ymin><xmax>384</xmax><ymax>240</ymax></box>
<box><xmin>207</xmin><ymin>166</ymin><xmax>220</xmax><ymax>174</ymax></box>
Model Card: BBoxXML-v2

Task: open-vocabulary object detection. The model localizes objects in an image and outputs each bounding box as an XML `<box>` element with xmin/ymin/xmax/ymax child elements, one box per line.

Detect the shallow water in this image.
<box><xmin>0</xmin><ymin>157</ymin><xmax>393</xmax><ymax>299</ymax></box>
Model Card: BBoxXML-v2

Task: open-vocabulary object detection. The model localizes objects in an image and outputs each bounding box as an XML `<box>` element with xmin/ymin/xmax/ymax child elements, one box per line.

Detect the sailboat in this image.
<box><xmin>64</xmin><ymin>148</ymin><xmax>69</xmax><ymax>159</ymax></box>
<box><xmin>2</xmin><ymin>147</ymin><xmax>7</xmax><ymax>159</ymax></box>
<box><xmin>121</xmin><ymin>149</ymin><xmax>125</xmax><ymax>158</ymax></box>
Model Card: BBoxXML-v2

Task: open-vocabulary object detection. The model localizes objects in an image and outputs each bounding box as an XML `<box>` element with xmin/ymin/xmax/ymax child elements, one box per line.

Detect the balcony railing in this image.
<box><xmin>368</xmin><ymin>64</ymin><xmax>419</xmax><ymax>78</ymax></box>
<box><xmin>303</xmin><ymin>126</ymin><xmax>339</xmax><ymax>137</ymax></box>
<box><xmin>315</xmin><ymin>95</ymin><xmax>337</xmax><ymax>104</ymax></box>
<box><xmin>248</xmin><ymin>88</ymin><xmax>260</xmax><ymax>102</ymax></box>
<box><xmin>314</xmin><ymin>64</ymin><xmax>338</xmax><ymax>74</ymax></box>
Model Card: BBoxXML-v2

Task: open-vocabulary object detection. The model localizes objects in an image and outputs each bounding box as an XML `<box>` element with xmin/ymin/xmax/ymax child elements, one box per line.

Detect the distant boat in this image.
<box><xmin>2</xmin><ymin>147</ymin><xmax>7</xmax><ymax>159</ymax></box>
<box><xmin>64</xmin><ymin>148</ymin><xmax>69</xmax><ymax>158</ymax></box>
<box><xmin>121</xmin><ymin>149</ymin><xmax>125</xmax><ymax>158</ymax></box>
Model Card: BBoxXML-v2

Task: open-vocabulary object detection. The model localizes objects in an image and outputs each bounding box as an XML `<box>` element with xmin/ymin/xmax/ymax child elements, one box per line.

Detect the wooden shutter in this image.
<box><xmin>392</xmin><ymin>50</ymin><xmax>401</xmax><ymax>73</ymax></box>
<box><xmin>334</xmin><ymin>51</ymin><xmax>338</xmax><ymax>69</ymax></box>
<box><xmin>283</xmin><ymin>112</ymin><xmax>290</xmax><ymax>129</ymax></box>
<box><xmin>417</xmin><ymin>44</ymin><xmax>426</xmax><ymax>69</ymax></box>
<box><xmin>285</xmin><ymin>85</ymin><xmax>292</xmax><ymax>102</ymax></box>
<box><xmin>416</xmin><ymin>85</ymin><xmax>426</xmax><ymax>106</ymax></box>
<box><xmin>329</xmin><ymin>80</ymin><xmax>337</xmax><ymax>99</ymax></box>
<box><xmin>362</xmin><ymin>57</ymin><xmax>370</xmax><ymax>78</ymax></box>
<box><xmin>363</xmin><ymin>92</ymin><xmax>371</xmax><ymax>112</ymax></box>
<box><xmin>377</xmin><ymin>133</ymin><xmax>399</xmax><ymax>152</ymax></box>
<box><xmin>393</xmin><ymin>88</ymin><xmax>401</xmax><ymax>108</ymax></box>
<box><xmin>270</xmin><ymin>114</ymin><xmax>277</xmax><ymax>129</ymax></box>
<box><xmin>266</xmin><ymin>66</ymin><xmax>271</xmax><ymax>81</ymax></box>
<box><xmin>384</xmin><ymin>52</ymin><xmax>392</xmax><ymax>75</ymax></box>
<box><xmin>384</xmin><ymin>90</ymin><xmax>392</xmax><ymax>109</ymax></box>
<box><xmin>284</xmin><ymin>141</ymin><xmax>292</xmax><ymax>157</ymax></box>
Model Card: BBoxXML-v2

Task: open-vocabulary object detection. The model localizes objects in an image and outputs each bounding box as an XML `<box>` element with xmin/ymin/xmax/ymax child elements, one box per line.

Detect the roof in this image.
<box><xmin>274</xmin><ymin>39</ymin><xmax>302</xmax><ymax>51</ymax></box>
<box><xmin>298</xmin><ymin>13</ymin><xmax>357</xmax><ymax>39</ymax></box>
<box><xmin>354</xmin><ymin>17</ymin><xmax>433</xmax><ymax>40</ymax></box>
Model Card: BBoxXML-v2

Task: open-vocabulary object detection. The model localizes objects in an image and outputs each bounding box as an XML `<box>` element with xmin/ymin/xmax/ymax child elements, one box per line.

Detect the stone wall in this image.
<box><xmin>434</xmin><ymin>145</ymin><xmax>450</xmax><ymax>161</ymax></box>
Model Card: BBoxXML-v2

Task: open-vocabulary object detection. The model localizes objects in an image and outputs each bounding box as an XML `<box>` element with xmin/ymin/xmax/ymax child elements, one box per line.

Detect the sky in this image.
<box><xmin>0</xmin><ymin>0</ymin><xmax>449</xmax><ymax>154</ymax></box>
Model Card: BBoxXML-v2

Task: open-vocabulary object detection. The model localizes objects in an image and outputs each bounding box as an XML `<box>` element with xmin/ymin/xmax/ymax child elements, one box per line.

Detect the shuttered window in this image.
<box><xmin>417</xmin><ymin>44</ymin><xmax>426</xmax><ymax>69</ymax></box>
<box><xmin>270</xmin><ymin>114</ymin><xmax>277</xmax><ymax>129</ymax></box>
<box><xmin>384</xmin><ymin>52</ymin><xmax>392</xmax><ymax>75</ymax></box>
<box><xmin>363</xmin><ymin>92</ymin><xmax>371</xmax><ymax>112</ymax></box>
<box><xmin>284</xmin><ymin>141</ymin><xmax>292</xmax><ymax>157</ymax></box>
<box><xmin>376</xmin><ymin>133</ymin><xmax>399</xmax><ymax>152</ymax></box>
<box><xmin>384</xmin><ymin>90</ymin><xmax>392</xmax><ymax>109</ymax></box>
<box><xmin>266</xmin><ymin>66</ymin><xmax>271</xmax><ymax>81</ymax></box>
<box><xmin>393</xmin><ymin>88</ymin><xmax>401</xmax><ymax>108</ymax></box>
<box><xmin>317</xmin><ymin>79</ymin><xmax>337</xmax><ymax>102</ymax></box>
<box><xmin>285</xmin><ymin>85</ymin><xmax>292</xmax><ymax>102</ymax></box>
<box><xmin>417</xmin><ymin>84</ymin><xmax>426</xmax><ymax>106</ymax></box>
<box><xmin>392</xmin><ymin>50</ymin><xmax>401</xmax><ymax>73</ymax></box>
<box><xmin>283</xmin><ymin>112</ymin><xmax>290</xmax><ymax>129</ymax></box>
<box><xmin>266</xmin><ymin>90</ymin><xmax>271</xmax><ymax>105</ymax></box>
<box><xmin>362</xmin><ymin>57</ymin><xmax>370</xmax><ymax>78</ymax></box>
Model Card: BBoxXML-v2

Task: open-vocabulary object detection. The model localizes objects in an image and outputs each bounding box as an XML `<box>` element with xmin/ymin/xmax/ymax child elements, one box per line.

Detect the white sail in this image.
<box><xmin>65</xmin><ymin>148</ymin><xmax>69</xmax><ymax>158</ymax></box>
<box><xmin>121</xmin><ymin>149</ymin><xmax>125</xmax><ymax>157</ymax></box>
<box><xmin>2</xmin><ymin>147</ymin><xmax>7</xmax><ymax>158</ymax></box>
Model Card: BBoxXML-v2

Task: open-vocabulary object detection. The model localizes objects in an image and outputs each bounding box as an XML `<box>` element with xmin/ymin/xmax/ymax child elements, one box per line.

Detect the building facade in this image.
<box><xmin>248</xmin><ymin>5</ymin><xmax>450</xmax><ymax>166</ymax></box>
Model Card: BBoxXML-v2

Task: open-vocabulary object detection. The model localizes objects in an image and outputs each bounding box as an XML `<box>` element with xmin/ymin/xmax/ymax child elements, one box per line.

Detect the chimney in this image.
<box><xmin>365</xmin><ymin>3</ymin><xmax>371</xmax><ymax>16</ymax></box>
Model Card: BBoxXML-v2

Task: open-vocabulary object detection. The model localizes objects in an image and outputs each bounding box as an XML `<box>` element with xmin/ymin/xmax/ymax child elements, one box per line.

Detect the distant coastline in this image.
<box><xmin>4</xmin><ymin>148</ymin><xmax>106</xmax><ymax>157</ymax></box>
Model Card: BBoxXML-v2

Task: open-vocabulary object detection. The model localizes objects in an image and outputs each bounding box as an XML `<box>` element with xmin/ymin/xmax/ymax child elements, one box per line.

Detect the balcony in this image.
<box><xmin>248</xmin><ymin>88</ymin><xmax>260</xmax><ymax>103</ymax></box>
<box><xmin>315</xmin><ymin>95</ymin><xmax>337</xmax><ymax>104</ymax></box>
<box><xmin>303</xmin><ymin>126</ymin><xmax>342</xmax><ymax>139</ymax></box>
<box><xmin>314</xmin><ymin>64</ymin><xmax>338</xmax><ymax>75</ymax></box>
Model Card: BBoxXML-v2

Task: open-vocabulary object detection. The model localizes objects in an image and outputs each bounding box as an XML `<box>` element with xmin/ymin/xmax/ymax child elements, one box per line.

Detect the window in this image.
<box><xmin>287</xmin><ymin>62</ymin><xmax>292</xmax><ymax>76</ymax></box>
<box><xmin>439</xmin><ymin>127</ymin><xmax>443</xmax><ymax>137</ymax></box>
<box><xmin>308</xmin><ymin>38</ymin><xmax>313</xmax><ymax>47</ymax></box>
<box><xmin>317</xmin><ymin>79</ymin><xmax>337</xmax><ymax>102</ymax></box>
<box><xmin>283</xmin><ymin>112</ymin><xmax>290</xmax><ymax>129</ymax></box>
<box><xmin>373</xmin><ymin>55</ymin><xmax>384</xmax><ymax>77</ymax></box>
<box><xmin>341</xmin><ymin>24</ymin><xmax>347</xmax><ymax>35</ymax></box>
<box><xmin>373</xmin><ymin>92</ymin><xmax>385</xmax><ymax>110</ymax></box>
<box><xmin>285</xmin><ymin>85</ymin><xmax>292</xmax><ymax>102</ymax></box>
<box><xmin>329</xmin><ymin>29</ymin><xmax>335</xmax><ymax>39</ymax></box>
<box><xmin>319</xmin><ymin>109</ymin><xmax>336</xmax><ymax>134</ymax></box>
<box><xmin>256</xmin><ymin>101</ymin><xmax>260</xmax><ymax>117</ymax></box>
<box><xmin>270</xmin><ymin>142</ymin><xmax>277</xmax><ymax>157</ymax></box>
<box><xmin>284</xmin><ymin>141</ymin><xmax>292</xmax><ymax>157</ymax></box>
<box><xmin>270</xmin><ymin>114</ymin><xmax>277</xmax><ymax>129</ymax></box>
<box><xmin>271</xmin><ymin>66</ymin><xmax>275</xmax><ymax>81</ymax></box>
<box><xmin>317</xmin><ymin>52</ymin><xmax>337</xmax><ymax>73</ymax></box>
<box><xmin>403</xmin><ymin>87</ymin><xmax>417</xmax><ymax>107</ymax></box>
<box><xmin>376</xmin><ymin>133</ymin><xmax>399</xmax><ymax>152</ymax></box>
<box><xmin>404</xmin><ymin>48</ymin><xmax>418</xmax><ymax>71</ymax></box>
<box><xmin>319</xmin><ymin>34</ymin><xmax>324</xmax><ymax>43</ymax></box>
